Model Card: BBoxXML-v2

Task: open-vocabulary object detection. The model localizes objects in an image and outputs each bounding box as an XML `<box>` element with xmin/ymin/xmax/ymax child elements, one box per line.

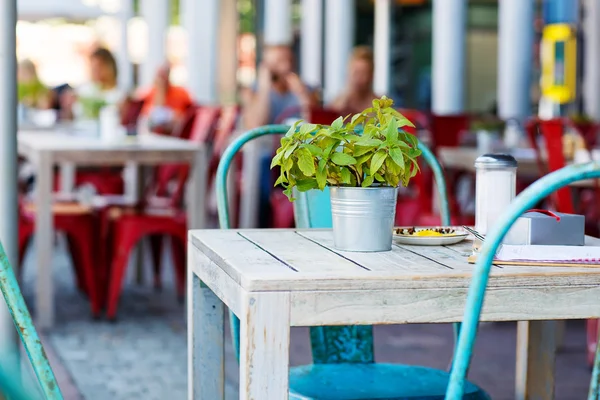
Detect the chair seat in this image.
<box><xmin>289</xmin><ymin>363</ymin><xmax>489</xmax><ymax>400</ymax></box>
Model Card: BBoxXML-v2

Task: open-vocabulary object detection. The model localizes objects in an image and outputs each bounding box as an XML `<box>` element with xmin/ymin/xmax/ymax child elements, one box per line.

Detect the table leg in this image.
<box><xmin>239</xmin><ymin>140</ymin><xmax>261</xmax><ymax>229</ymax></box>
<box><xmin>35</xmin><ymin>152</ymin><xmax>54</xmax><ymax>329</ymax></box>
<box><xmin>59</xmin><ymin>162</ymin><xmax>75</xmax><ymax>194</ymax></box>
<box><xmin>240</xmin><ymin>291</ymin><xmax>291</xmax><ymax>399</ymax></box>
<box><xmin>188</xmin><ymin>147</ymin><xmax>208</xmax><ymax>230</ymax></box>
<box><xmin>188</xmin><ymin>269</ymin><xmax>224</xmax><ymax>399</ymax></box>
<box><xmin>515</xmin><ymin>320</ymin><xmax>557</xmax><ymax>400</ymax></box>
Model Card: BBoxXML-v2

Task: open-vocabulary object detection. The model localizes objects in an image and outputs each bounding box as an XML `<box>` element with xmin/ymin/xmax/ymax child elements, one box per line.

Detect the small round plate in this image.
<box><xmin>393</xmin><ymin>227</ymin><xmax>469</xmax><ymax>246</ymax></box>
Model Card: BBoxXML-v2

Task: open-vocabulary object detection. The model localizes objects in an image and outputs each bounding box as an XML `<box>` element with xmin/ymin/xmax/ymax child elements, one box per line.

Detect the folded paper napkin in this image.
<box><xmin>496</xmin><ymin>243</ymin><xmax>600</xmax><ymax>264</ymax></box>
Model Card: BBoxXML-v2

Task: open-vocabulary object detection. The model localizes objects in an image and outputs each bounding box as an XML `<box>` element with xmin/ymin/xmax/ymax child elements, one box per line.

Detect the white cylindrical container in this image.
<box><xmin>475</xmin><ymin>154</ymin><xmax>518</xmax><ymax>236</ymax></box>
<box><xmin>99</xmin><ymin>105</ymin><xmax>125</xmax><ymax>143</ymax></box>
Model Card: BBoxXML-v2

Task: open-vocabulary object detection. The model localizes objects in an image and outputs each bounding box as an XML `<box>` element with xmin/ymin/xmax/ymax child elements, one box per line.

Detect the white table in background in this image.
<box><xmin>18</xmin><ymin>132</ymin><xmax>208</xmax><ymax>329</ymax></box>
<box><xmin>438</xmin><ymin>146</ymin><xmax>600</xmax><ymax>188</ymax></box>
<box><xmin>188</xmin><ymin>228</ymin><xmax>600</xmax><ymax>400</ymax></box>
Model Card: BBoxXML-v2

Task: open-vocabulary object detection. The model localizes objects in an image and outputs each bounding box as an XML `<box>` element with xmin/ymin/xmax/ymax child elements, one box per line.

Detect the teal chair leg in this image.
<box><xmin>0</xmin><ymin>241</ymin><xmax>62</xmax><ymax>399</ymax></box>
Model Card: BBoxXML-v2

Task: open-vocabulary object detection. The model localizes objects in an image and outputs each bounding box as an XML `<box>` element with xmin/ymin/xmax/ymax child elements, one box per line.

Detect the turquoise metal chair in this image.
<box><xmin>0</xmin><ymin>241</ymin><xmax>62</xmax><ymax>399</ymax></box>
<box><xmin>446</xmin><ymin>161</ymin><xmax>600</xmax><ymax>399</ymax></box>
<box><xmin>216</xmin><ymin>125</ymin><xmax>489</xmax><ymax>399</ymax></box>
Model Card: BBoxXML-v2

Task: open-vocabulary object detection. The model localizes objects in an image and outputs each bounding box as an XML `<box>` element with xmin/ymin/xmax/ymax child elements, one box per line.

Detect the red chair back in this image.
<box><xmin>120</xmin><ymin>98</ymin><xmax>145</xmax><ymax>128</ymax></box>
<box><xmin>537</xmin><ymin>119</ymin><xmax>575</xmax><ymax>213</ymax></box>
<box><xmin>307</xmin><ymin>107</ymin><xmax>340</xmax><ymax>125</ymax></box>
<box><xmin>146</xmin><ymin>106</ymin><xmax>224</xmax><ymax>209</ymax></box>
<box><xmin>430</xmin><ymin>114</ymin><xmax>470</xmax><ymax>150</ymax></box>
<box><xmin>569</xmin><ymin>120</ymin><xmax>599</xmax><ymax>150</ymax></box>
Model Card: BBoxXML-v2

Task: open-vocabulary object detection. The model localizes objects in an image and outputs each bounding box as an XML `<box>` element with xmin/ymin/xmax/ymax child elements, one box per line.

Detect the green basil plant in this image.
<box><xmin>271</xmin><ymin>96</ymin><xmax>421</xmax><ymax>200</ymax></box>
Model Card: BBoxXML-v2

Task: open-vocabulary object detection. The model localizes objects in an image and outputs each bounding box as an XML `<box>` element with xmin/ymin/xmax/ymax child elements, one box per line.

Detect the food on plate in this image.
<box><xmin>394</xmin><ymin>227</ymin><xmax>458</xmax><ymax>237</ymax></box>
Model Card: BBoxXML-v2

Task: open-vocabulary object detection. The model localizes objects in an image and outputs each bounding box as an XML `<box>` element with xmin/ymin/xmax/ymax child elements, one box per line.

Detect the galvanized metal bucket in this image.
<box><xmin>330</xmin><ymin>186</ymin><xmax>398</xmax><ymax>252</ymax></box>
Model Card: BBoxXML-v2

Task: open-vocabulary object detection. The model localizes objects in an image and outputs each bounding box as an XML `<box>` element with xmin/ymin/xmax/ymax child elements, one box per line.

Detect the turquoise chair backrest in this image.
<box><xmin>216</xmin><ymin>125</ymin><xmax>452</xmax><ymax>364</ymax></box>
<box><xmin>446</xmin><ymin>162</ymin><xmax>600</xmax><ymax>399</ymax></box>
<box><xmin>0</xmin><ymin>241</ymin><xmax>62</xmax><ymax>399</ymax></box>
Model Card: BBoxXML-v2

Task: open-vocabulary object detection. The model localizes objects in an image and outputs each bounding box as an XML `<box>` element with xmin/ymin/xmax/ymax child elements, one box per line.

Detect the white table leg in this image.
<box><xmin>59</xmin><ymin>162</ymin><xmax>75</xmax><ymax>194</ymax></box>
<box><xmin>188</xmin><ymin>146</ymin><xmax>208</xmax><ymax>229</ymax></box>
<box><xmin>123</xmin><ymin>161</ymin><xmax>140</xmax><ymax>203</ymax></box>
<box><xmin>240</xmin><ymin>291</ymin><xmax>290</xmax><ymax>400</ymax></box>
<box><xmin>515</xmin><ymin>320</ymin><xmax>557</xmax><ymax>400</ymax></box>
<box><xmin>239</xmin><ymin>140</ymin><xmax>261</xmax><ymax>229</ymax></box>
<box><xmin>188</xmin><ymin>267</ymin><xmax>224</xmax><ymax>399</ymax></box>
<box><xmin>35</xmin><ymin>152</ymin><xmax>54</xmax><ymax>329</ymax></box>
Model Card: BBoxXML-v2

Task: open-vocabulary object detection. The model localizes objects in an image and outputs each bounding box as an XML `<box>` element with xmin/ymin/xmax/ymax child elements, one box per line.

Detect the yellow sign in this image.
<box><xmin>541</xmin><ymin>24</ymin><xmax>577</xmax><ymax>104</ymax></box>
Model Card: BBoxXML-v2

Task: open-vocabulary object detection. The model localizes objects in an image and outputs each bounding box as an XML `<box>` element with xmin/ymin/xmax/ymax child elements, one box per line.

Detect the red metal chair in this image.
<box><xmin>18</xmin><ymin>201</ymin><xmax>102</xmax><ymax>318</ymax></box>
<box><xmin>147</xmin><ymin>106</ymin><xmax>222</xmax><ymax>285</ymax></box>
<box><xmin>104</xmin><ymin>106</ymin><xmax>223</xmax><ymax>320</ymax></box>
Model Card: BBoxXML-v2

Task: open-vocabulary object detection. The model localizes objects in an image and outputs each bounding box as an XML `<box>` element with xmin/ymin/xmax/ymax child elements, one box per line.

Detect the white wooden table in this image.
<box><xmin>189</xmin><ymin>229</ymin><xmax>600</xmax><ymax>400</ymax></box>
<box><xmin>438</xmin><ymin>146</ymin><xmax>599</xmax><ymax>188</ymax></box>
<box><xmin>19</xmin><ymin>131</ymin><xmax>208</xmax><ymax>329</ymax></box>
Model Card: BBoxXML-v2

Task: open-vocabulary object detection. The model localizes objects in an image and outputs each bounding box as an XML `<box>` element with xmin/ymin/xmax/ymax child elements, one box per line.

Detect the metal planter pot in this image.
<box><xmin>330</xmin><ymin>186</ymin><xmax>398</xmax><ymax>252</ymax></box>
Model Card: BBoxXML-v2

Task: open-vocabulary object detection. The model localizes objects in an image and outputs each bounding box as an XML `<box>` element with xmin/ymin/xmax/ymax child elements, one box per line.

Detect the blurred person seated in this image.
<box><xmin>328</xmin><ymin>46</ymin><xmax>378</xmax><ymax>115</ymax></box>
<box><xmin>17</xmin><ymin>59</ymin><xmax>51</xmax><ymax>109</ymax></box>
<box><xmin>242</xmin><ymin>44</ymin><xmax>318</xmax><ymax>128</ymax></box>
<box><xmin>137</xmin><ymin>64</ymin><xmax>193</xmax><ymax>135</ymax></box>
<box><xmin>63</xmin><ymin>47</ymin><xmax>125</xmax><ymax>120</ymax></box>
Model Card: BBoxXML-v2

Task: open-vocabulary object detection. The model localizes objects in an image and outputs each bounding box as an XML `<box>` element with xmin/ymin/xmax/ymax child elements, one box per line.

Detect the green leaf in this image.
<box><xmin>350</xmin><ymin>113</ymin><xmax>365</xmax><ymax>126</ymax></box>
<box><xmin>370</xmin><ymin>150</ymin><xmax>387</xmax><ymax>173</ymax></box>
<box><xmin>285</xmin><ymin>120</ymin><xmax>302</xmax><ymax>137</ymax></box>
<box><xmin>316</xmin><ymin>167</ymin><xmax>327</xmax><ymax>190</ymax></box>
<box><xmin>356</xmin><ymin>137</ymin><xmax>383</xmax><ymax>147</ymax></box>
<box><xmin>299</xmin><ymin>123</ymin><xmax>318</xmax><ymax>135</ymax></box>
<box><xmin>283</xmin><ymin>186</ymin><xmax>295</xmax><ymax>201</ymax></box>
<box><xmin>353</xmin><ymin>145</ymin><xmax>376</xmax><ymax>157</ymax></box>
<box><xmin>385</xmin><ymin>118</ymin><xmax>399</xmax><ymax>142</ymax></box>
<box><xmin>304</xmin><ymin>143</ymin><xmax>323</xmax><ymax>156</ymax></box>
<box><xmin>361</xmin><ymin>175</ymin><xmax>374</xmax><ymax>188</ymax></box>
<box><xmin>331</xmin><ymin>116</ymin><xmax>344</xmax><ymax>130</ymax></box>
<box><xmin>385</xmin><ymin>157</ymin><xmax>402</xmax><ymax>175</ymax></box>
<box><xmin>296</xmin><ymin>179</ymin><xmax>318</xmax><ymax>192</ymax></box>
<box><xmin>297</xmin><ymin>148</ymin><xmax>315</xmax><ymax>176</ymax></box>
<box><xmin>274</xmin><ymin>175</ymin><xmax>287</xmax><ymax>186</ymax></box>
<box><xmin>374</xmin><ymin>173</ymin><xmax>385</xmax><ymax>183</ymax></box>
<box><xmin>270</xmin><ymin>150</ymin><xmax>285</xmax><ymax>168</ymax></box>
<box><xmin>389</xmin><ymin>147</ymin><xmax>405</xmax><ymax>169</ymax></box>
<box><xmin>283</xmin><ymin>142</ymin><xmax>299</xmax><ymax>158</ymax></box>
<box><xmin>331</xmin><ymin>152</ymin><xmax>357</xmax><ymax>166</ymax></box>
<box><xmin>340</xmin><ymin>168</ymin><xmax>351</xmax><ymax>184</ymax></box>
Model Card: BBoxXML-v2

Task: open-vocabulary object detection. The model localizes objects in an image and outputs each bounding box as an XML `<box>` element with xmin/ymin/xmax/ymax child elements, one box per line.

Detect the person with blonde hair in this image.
<box><xmin>328</xmin><ymin>46</ymin><xmax>378</xmax><ymax>115</ymax></box>
<box><xmin>17</xmin><ymin>59</ymin><xmax>50</xmax><ymax>109</ymax></box>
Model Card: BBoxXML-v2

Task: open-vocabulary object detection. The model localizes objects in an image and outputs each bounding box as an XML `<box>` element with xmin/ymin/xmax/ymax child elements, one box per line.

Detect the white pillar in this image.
<box><xmin>140</xmin><ymin>0</ymin><xmax>169</xmax><ymax>88</ymax></box>
<box><xmin>264</xmin><ymin>0</ymin><xmax>293</xmax><ymax>45</ymax></box>
<box><xmin>584</xmin><ymin>0</ymin><xmax>600</xmax><ymax>120</ymax></box>
<box><xmin>324</xmin><ymin>0</ymin><xmax>355</xmax><ymax>103</ymax></box>
<box><xmin>117</xmin><ymin>0</ymin><xmax>134</xmax><ymax>92</ymax></box>
<box><xmin>374</xmin><ymin>0</ymin><xmax>392</xmax><ymax>96</ymax></box>
<box><xmin>218</xmin><ymin>0</ymin><xmax>239</xmax><ymax>104</ymax></box>
<box><xmin>432</xmin><ymin>0</ymin><xmax>466</xmax><ymax>115</ymax></box>
<box><xmin>301</xmin><ymin>0</ymin><xmax>323</xmax><ymax>88</ymax></box>
<box><xmin>498</xmin><ymin>0</ymin><xmax>534</xmax><ymax>121</ymax></box>
<box><xmin>0</xmin><ymin>0</ymin><xmax>18</xmax><ymax>358</ymax></box>
<box><xmin>183</xmin><ymin>0</ymin><xmax>220</xmax><ymax>103</ymax></box>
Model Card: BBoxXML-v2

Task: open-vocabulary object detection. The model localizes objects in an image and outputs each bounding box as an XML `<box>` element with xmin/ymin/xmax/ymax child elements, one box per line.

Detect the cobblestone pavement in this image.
<box><xmin>21</xmin><ymin>242</ymin><xmax>593</xmax><ymax>399</ymax></box>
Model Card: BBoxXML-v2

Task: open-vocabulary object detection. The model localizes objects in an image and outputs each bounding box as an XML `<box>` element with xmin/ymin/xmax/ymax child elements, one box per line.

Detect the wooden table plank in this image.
<box><xmin>240</xmin><ymin>230</ymin><xmax>371</xmax><ymax>275</ymax></box>
<box><xmin>298</xmin><ymin>230</ymin><xmax>452</xmax><ymax>273</ymax></box>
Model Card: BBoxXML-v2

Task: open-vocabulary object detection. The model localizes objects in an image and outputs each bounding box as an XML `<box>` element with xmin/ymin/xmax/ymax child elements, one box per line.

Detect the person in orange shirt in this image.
<box><xmin>138</xmin><ymin>64</ymin><xmax>193</xmax><ymax>134</ymax></box>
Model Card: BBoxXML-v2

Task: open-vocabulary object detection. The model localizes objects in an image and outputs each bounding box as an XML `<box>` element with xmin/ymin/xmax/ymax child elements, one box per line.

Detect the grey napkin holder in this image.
<box><xmin>503</xmin><ymin>210</ymin><xmax>585</xmax><ymax>246</ymax></box>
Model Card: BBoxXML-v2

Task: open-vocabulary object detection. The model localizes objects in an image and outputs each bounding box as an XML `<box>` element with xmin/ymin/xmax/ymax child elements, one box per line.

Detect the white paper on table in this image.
<box><xmin>496</xmin><ymin>243</ymin><xmax>600</xmax><ymax>264</ymax></box>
